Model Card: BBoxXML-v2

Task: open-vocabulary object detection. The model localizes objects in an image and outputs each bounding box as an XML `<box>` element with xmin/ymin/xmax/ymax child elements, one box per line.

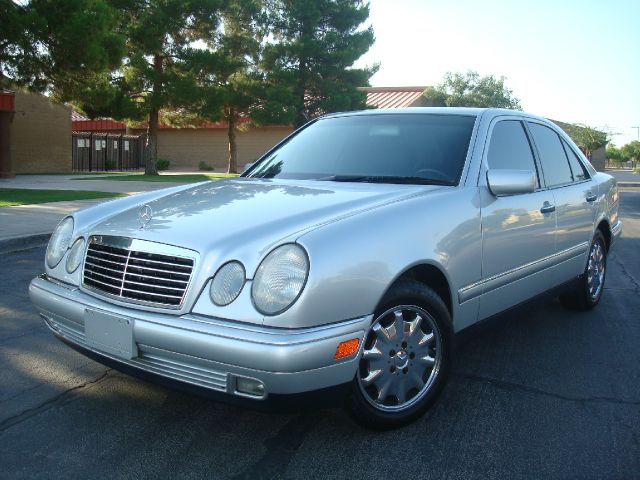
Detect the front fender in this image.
<box><xmin>262</xmin><ymin>187</ymin><xmax>482</xmax><ymax>331</ymax></box>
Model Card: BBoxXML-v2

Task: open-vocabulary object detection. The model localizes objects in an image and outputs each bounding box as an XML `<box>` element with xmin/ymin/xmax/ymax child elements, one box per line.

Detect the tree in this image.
<box><xmin>423</xmin><ymin>71</ymin><xmax>521</xmax><ymax>109</ymax></box>
<box><xmin>185</xmin><ymin>0</ymin><xmax>267</xmax><ymax>174</ymax></box>
<box><xmin>74</xmin><ymin>0</ymin><xmax>225</xmax><ymax>175</ymax></box>
<box><xmin>0</xmin><ymin>0</ymin><xmax>125</xmax><ymax>100</ymax></box>
<box><xmin>564</xmin><ymin>123</ymin><xmax>609</xmax><ymax>160</ymax></box>
<box><xmin>621</xmin><ymin>141</ymin><xmax>640</xmax><ymax>169</ymax></box>
<box><xmin>606</xmin><ymin>145</ymin><xmax>624</xmax><ymax>167</ymax></box>
<box><xmin>262</xmin><ymin>0</ymin><xmax>377</xmax><ymax>128</ymax></box>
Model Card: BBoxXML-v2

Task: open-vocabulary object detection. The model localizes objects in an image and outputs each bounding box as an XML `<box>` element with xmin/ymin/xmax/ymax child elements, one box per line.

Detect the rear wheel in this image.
<box><xmin>560</xmin><ymin>230</ymin><xmax>607</xmax><ymax>310</ymax></box>
<box><xmin>345</xmin><ymin>279</ymin><xmax>452</xmax><ymax>430</ymax></box>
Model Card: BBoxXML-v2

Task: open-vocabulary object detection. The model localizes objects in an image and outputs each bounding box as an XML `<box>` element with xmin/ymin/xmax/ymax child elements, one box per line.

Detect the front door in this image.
<box><xmin>477</xmin><ymin>119</ymin><xmax>557</xmax><ymax>320</ymax></box>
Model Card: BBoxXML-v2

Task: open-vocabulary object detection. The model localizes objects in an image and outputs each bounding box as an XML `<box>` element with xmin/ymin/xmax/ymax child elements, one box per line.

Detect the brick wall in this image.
<box><xmin>11</xmin><ymin>90</ymin><xmax>72</xmax><ymax>173</ymax></box>
<box><xmin>157</xmin><ymin>126</ymin><xmax>293</xmax><ymax>170</ymax></box>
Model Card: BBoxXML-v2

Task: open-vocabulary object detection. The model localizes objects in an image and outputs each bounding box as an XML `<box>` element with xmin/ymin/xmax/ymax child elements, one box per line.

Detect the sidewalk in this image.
<box><xmin>0</xmin><ymin>173</ymin><xmax>193</xmax><ymax>194</ymax></box>
<box><xmin>0</xmin><ymin>200</ymin><xmax>106</xmax><ymax>253</ymax></box>
<box><xmin>0</xmin><ymin>173</ymin><xmax>193</xmax><ymax>253</ymax></box>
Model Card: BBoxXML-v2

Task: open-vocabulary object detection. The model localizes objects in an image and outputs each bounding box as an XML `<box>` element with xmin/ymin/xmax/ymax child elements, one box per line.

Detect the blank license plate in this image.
<box><xmin>84</xmin><ymin>309</ymin><xmax>138</xmax><ymax>359</ymax></box>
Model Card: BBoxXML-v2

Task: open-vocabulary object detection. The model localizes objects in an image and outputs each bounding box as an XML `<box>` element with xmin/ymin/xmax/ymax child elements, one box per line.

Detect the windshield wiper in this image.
<box><xmin>319</xmin><ymin>175</ymin><xmax>455</xmax><ymax>186</ymax></box>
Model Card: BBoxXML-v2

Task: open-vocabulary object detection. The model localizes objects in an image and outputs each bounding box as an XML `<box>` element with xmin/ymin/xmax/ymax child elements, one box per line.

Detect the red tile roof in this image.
<box><xmin>358</xmin><ymin>86</ymin><xmax>427</xmax><ymax>109</ymax></box>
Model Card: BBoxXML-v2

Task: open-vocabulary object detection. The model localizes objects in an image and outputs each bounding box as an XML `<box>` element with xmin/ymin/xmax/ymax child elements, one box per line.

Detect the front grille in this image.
<box><xmin>83</xmin><ymin>239</ymin><xmax>194</xmax><ymax>307</ymax></box>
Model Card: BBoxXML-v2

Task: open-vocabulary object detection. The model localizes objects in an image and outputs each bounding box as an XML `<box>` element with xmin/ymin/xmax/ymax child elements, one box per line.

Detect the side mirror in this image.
<box><xmin>486</xmin><ymin>169</ymin><xmax>536</xmax><ymax>196</ymax></box>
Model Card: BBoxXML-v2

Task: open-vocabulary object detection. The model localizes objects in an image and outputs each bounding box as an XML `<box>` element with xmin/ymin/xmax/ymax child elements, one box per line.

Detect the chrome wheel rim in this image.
<box><xmin>587</xmin><ymin>240</ymin><xmax>605</xmax><ymax>301</ymax></box>
<box><xmin>358</xmin><ymin>305</ymin><xmax>442</xmax><ymax>412</ymax></box>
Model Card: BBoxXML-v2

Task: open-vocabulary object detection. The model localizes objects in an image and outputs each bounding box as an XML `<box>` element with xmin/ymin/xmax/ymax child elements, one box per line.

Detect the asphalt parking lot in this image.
<box><xmin>1</xmin><ymin>191</ymin><xmax>639</xmax><ymax>480</ymax></box>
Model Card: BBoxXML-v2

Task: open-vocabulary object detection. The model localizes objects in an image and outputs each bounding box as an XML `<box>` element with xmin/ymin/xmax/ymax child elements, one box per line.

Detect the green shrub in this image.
<box><xmin>105</xmin><ymin>159</ymin><xmax>117</xmax><ymax>170</ymax></box>
<box><xmin>198</xmin><ymin>161</ymin><xmax>213</xmax><ymax>171</ymax></box>
<box><xmin>156</xmin><ymin>158</ymin><xmax>170</xmax><ymax>171</ymax></box>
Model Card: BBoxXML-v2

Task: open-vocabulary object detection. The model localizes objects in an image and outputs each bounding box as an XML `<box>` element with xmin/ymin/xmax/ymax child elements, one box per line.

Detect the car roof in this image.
<box><xmin>320</xmin><ymin>107</ymin><xmax>555</xmax><ymax>127</ymax></box>
<box><xmin>324</xmin><ymin>107</ymin><xmax>486</xmax><ymax>117</ymax></box>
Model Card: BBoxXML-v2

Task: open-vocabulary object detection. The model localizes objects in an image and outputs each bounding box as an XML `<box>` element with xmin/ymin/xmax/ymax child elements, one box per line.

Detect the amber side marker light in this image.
<box><xmin>335</xmin><ymin>338</ymin><xmax>360</xmax><ymax>359</ymax></box>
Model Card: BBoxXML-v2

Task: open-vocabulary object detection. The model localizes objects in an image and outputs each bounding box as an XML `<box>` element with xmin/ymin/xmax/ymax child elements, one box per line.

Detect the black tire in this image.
<box><xmin>344</xmin><ymin>278</ymin><xmax>453</xmax><ymax>430</ymax></box>
<box><xmin>559</xmin><ymin>230</ymin><xmax>607</xmax><ymax>311</ymax></box>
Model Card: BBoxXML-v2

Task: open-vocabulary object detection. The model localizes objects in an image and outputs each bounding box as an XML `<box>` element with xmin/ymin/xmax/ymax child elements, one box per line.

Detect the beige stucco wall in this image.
<box><xmin>11</xmin><ymin>90</ymin><xmax>72</xmax><ymax>173</ymax></box>
<box><xmin>589</xmin><ymin>146</ymin><xmax>606</xmax><ymax>172</ymax></box>
<box><xmin>157</xmin><ymin>126</ymin><xmax>293</xmax><ymax>171</ymax></box>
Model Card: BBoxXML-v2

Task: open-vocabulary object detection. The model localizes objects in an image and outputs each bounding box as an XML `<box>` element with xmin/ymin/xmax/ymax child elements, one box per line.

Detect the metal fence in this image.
<box><xmin>72</xmin><ymin>132</ymin><xmax>146</xmax><ymax>171</ymax></box>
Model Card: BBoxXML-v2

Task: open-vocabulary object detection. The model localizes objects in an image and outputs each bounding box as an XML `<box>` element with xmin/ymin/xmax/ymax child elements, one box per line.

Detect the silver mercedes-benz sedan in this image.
<box><xmin>29</xmin><ymin>108</ymin><xmax>622</xmax><ymax>429</ymax></box>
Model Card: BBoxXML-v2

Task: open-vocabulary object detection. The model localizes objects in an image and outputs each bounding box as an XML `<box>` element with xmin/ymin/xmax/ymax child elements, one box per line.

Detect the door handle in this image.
<box><xmin>540</xmin><ymin>202</ymin><xmax>555</xmax><ymax>214</ymax></box>
<box><xmin>586</xmin><ymin>192</ymin><xmax>597</xmax><ymax>202</ymax></box>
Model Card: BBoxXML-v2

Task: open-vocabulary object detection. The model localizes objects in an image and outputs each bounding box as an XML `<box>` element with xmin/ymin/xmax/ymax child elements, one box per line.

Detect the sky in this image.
<box><xmin>354</xmin><ymin>0</ymin><xmax>640</xmax><ymax>147</ymax></box>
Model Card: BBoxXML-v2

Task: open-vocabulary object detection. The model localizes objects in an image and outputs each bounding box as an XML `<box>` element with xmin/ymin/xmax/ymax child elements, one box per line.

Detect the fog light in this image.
<box><xmin>236</xmin><ymin>377</ymin><xmax>265</xmax><ymax>397</ymax></box>
<box><xmin>335</xmin><ymin>338</ymin><xmax>360</xmax><ymax>359</ymax></box>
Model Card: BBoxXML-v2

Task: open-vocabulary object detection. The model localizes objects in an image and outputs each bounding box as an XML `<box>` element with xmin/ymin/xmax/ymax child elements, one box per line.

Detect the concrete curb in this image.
<box><xmin>0</xmin><ymin>233</ymin><xmax>51</xmax><ymax>254</ymax></box>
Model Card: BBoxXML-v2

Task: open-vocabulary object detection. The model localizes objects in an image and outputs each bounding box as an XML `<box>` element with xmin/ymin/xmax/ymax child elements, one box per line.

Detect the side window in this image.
<box><xmin>528</xmin><ymin>123</ymin><xmax>573</xmax><ymax>187</ymax></box>
<box><xmin>487</xmin><ymin>120</ymin><xmax>539</xmax><ymax>186</ymax></box>
<box><xmin>562</xmin><ymin>140</ymin><xmax>589</xmax><ymax>181</ymax></box>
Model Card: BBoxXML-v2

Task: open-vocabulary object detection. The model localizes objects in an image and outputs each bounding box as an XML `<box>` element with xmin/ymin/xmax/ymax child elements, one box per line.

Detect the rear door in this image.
<box><xmin>477</xmin><ymin>118</ymin><xmax>557</xmax><ymax>320</ymax></box>
<box><xmin>527</xmin><ymin>122</ymin><xmax>596</xmax><ymax>282</ymax></box>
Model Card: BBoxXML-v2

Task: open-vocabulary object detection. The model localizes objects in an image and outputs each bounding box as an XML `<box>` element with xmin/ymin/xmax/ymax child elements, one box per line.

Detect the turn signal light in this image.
<box><xmin>335</xmin><ymin>338</ymin><xmax>360</xmax><ymax>359</ymax></box>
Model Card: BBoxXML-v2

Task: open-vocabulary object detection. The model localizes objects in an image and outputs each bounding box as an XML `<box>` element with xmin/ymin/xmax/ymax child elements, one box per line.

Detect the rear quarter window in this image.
<box><xmin>562</xmin><ymin>140</ymin><xmax>589</xmax><ymax>181</ymax></box>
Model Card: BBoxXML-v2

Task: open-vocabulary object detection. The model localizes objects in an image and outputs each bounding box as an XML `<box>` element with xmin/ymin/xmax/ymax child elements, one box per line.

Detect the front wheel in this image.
<box><xmin>345</xmin><ymin>279</ymin><xmax>452</xmax><ymax>430</ymax></box>
<box><xmin>560</xmin><ymin>230</ymin><xmax>607</xmax><ymax>310</ymax></box>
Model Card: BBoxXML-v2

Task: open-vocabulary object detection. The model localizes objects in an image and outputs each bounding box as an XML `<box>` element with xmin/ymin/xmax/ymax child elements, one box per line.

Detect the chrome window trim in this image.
<box><xmin>458</xmin><ymin>242</ymin><xmax>589</xmax><ymax>303</ymax></box>
<box><xmin>537</xmin><ymin>177</ymin><xmax>593</xmax><ymax>191</ymax></box>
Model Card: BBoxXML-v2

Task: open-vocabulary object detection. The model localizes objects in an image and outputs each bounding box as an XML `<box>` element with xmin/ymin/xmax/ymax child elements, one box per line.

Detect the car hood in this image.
<box><xmin>87</xmin><ymin>178</ymin><xmax>441</xmax><ymax>271</ymax></box>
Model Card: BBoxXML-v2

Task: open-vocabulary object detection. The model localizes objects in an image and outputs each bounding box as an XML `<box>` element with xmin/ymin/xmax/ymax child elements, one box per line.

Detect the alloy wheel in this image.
<box><xmin>357</xmin><ymin>305</ymin><xmax>442</xmax><ymax>412</ymax></box>
<box><xmin>587</xmin><ymin>240</ymin><xmax>605</xmax><ymax>301</ymax></box>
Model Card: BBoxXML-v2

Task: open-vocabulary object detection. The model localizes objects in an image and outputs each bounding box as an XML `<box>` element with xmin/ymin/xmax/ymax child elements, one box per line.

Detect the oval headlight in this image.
<box><xmin>65</xmin><ymin>237</ymin><xmax>86</xmax><ymax>273</ymax></box>
<box><xmin>210</xmin><ymin>261</ymin><xmax>246</xmax><ymax>306</ymax></box>
<box><xmin>252</xmin><ymin>244</ymin><xmax>309</xmax><ymax>315</ymax></box>
<box><xmin>46</xmin><ymin>217</ymin><xmax>74</xmax><ymax>268</ymax></box>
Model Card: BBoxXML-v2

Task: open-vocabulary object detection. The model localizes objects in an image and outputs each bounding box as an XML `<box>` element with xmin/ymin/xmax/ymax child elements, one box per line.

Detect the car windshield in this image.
<box><xmin>245</xmin><ymin>113</ymin><xmax>477</xmax><ymax>185</ymax></box>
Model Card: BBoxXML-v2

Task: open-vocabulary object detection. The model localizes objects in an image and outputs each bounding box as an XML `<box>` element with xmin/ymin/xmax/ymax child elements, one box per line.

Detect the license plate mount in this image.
<box><xmin>84</xmin><ymin>309</ymin><xmax>138</xmax><ymax>360</ymax></box>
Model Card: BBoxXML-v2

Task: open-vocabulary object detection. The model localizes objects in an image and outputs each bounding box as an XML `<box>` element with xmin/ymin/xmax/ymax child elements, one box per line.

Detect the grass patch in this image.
<box><xmin>17</xmin><ymin>171</ymin><xmax>131</xmax><ymax>176</ymax></box>
<box><xmin>0</xmin><ymin>189</ymin><xmax>126</xmax><ymax>207</ymax></box>
<box><xmin>74</xmin><ymin>173</ymin><xmax>238</xmax><ymax>182</ymax></box>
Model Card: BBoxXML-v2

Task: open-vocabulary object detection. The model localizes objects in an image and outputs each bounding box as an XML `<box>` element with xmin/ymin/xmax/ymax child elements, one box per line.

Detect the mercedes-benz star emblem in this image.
<box><xmin>139</xmin><ymin>204</ymin><xmax>153</xmax><ymax>229</ymax></box>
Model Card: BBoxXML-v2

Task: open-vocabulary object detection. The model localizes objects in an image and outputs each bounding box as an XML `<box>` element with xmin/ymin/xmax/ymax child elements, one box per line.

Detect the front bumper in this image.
<box><xmin>611</xmin><ymin>219</ymin><xmax>623</xmax><ymax>243</ymax></box>
<box><xmin>29</xmin><ymin>275</ymin><xmax>370</xmax><ymax>403</ymax></box>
